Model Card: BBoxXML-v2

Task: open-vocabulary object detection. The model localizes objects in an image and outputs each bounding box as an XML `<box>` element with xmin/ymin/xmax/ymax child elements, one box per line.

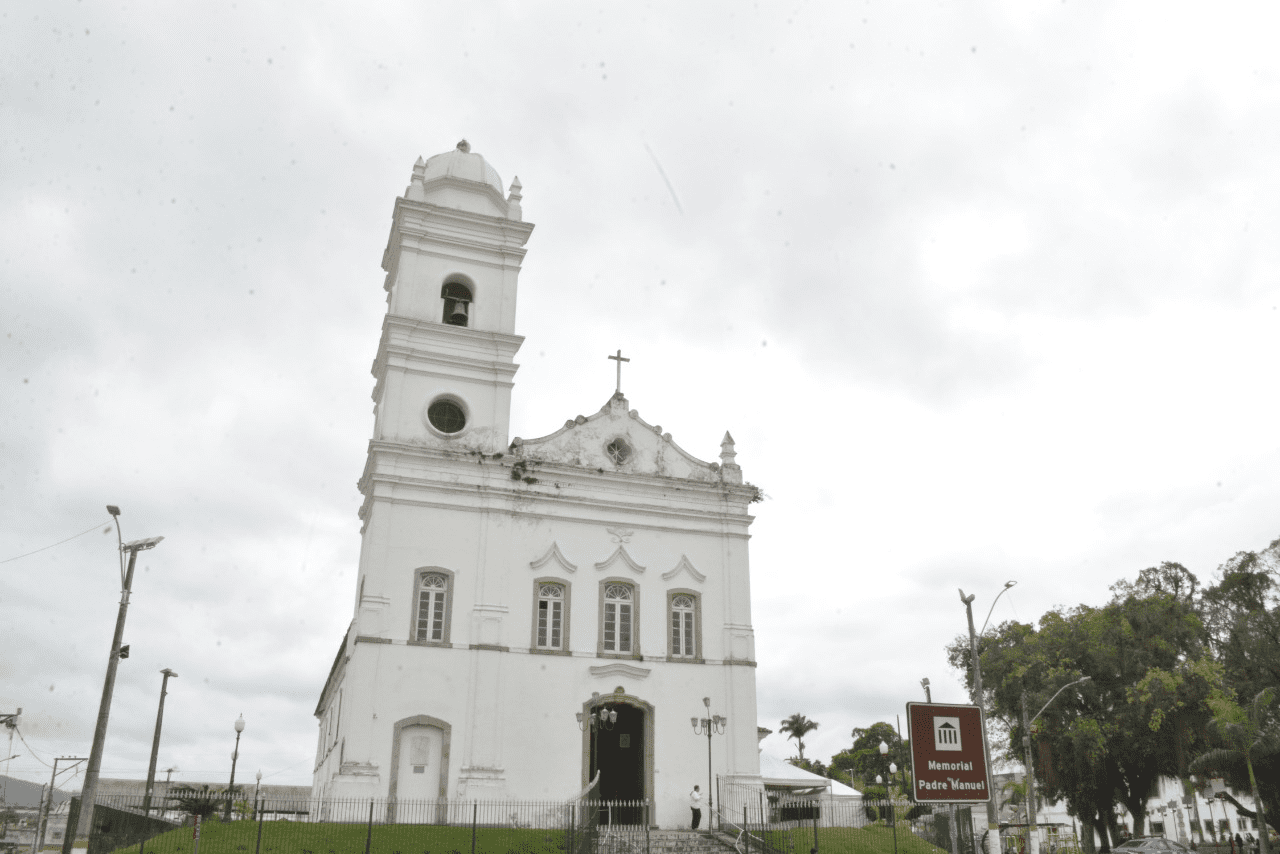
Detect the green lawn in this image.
<box><xmin>114</xmin><ymin>820</ymin><xmax>570</xmax><ymax>854</ymax></box>
<box><xmin>749</xmin><ymin>822</ymin><xmax>947</xmax><ymax>854</ymax></box>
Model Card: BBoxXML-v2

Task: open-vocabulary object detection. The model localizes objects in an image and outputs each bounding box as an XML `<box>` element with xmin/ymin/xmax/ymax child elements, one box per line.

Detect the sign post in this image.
<box><xmin>907</xmin><ymin>703</ymin><xmax>993</xmax><ymax>850</ymax></box>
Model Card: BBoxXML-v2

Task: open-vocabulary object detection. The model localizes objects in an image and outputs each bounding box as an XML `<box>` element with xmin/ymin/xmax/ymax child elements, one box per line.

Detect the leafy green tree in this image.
<box><xmin>0</xmin><ymin>806</ymin><xmax>18</xmax><ymax>838</ymax></box>
<box><xmin>1201</xmin><ymin>542</ymin><xmax>1280</xmax><ymax>707</ymax></box>
<box><xmin>1191</xmin><ymin>689</ymin><xmax>1279</xmax><ymax>854</ymax></box>
<box><xmin>779</xmin><ymin>713</ymin><xmax>819</xmax><ymax>761</ymax></box>
<box><xmin>167</xmin><ymin>784</ymin><xmax>236</xmax><ymax>819</ymax></box>
<box><xmin>787</xmin><ymin>756</ymin><xmax>830</xmax><ymax>778</ymax></box>
<box><xmin>951</xmin><ymin>579</ymin><xmax>1219</xmax><ymax>851</ymax></box>
<box><xmin>829</xmin><ymin>722</ymin><xmax>909</xmax><ymax>790</ymax></box>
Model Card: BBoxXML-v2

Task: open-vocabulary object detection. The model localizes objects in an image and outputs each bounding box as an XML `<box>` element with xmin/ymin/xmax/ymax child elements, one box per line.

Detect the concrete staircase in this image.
<box><xmin>641</xmin><ymin>829</ymin><xmax>739</xmax><ymax>853</ymax></box>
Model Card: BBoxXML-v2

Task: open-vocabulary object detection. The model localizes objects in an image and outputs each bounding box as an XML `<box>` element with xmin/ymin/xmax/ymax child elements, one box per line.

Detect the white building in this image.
<box><xmin>311</xmin><ymin>142</ymin><xmax>764</xmax><ymax>827</ymax></box>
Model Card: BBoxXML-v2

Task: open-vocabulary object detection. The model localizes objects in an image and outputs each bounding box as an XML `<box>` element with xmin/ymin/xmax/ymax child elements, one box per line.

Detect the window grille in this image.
<box><xmin>671</xmin><ymin>594</ymin><xmax>696</xmax><ymax>658</ymax></box>
<box><xmin>604</xmin><ymin>583</ymin><xmax>633</xmax><ymax>652</ymax></box>
<box><xmin>537</xmin><ymin>583</ymin><xmax>564</xmax><ymax>649</ymax></box>
<box><xmin>417</xmin><ymin>573</ymin><xmax>448</xmax><ymax>642</ymax></box>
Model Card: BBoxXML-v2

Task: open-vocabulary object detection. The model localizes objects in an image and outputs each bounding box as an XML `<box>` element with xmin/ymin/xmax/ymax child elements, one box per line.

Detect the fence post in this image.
<box><xmin>365</xmin><ymin>799</ymin><xmax>374</xmax><ymax>854</ymax></box>
<box><xmin>470</xmin><ymin>802</ymin><xmax>477</xmax><ymax>854</ymax></box>
<box><xmin>568</xmin><ymin>803</ymin><xmax>574</xmax><ymax>854</ymax></box>
<box><xmin>255</xmin><ymin>799</ymin><xmax>265</xmax><ymax>854</ymax></box>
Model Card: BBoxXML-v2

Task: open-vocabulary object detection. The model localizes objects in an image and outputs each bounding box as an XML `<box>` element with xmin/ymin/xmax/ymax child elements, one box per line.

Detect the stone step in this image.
<box><xmin>641</xmin><ymin>829</ymin><xmax>738</xmax><ymax>853</ymax></box>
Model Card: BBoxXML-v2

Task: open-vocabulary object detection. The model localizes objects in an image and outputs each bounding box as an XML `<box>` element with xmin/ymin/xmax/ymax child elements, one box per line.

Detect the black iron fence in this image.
<box><xmin>717</xmin><ymin>777</ymin><xmax>964</xmax><ymax>854</ymax></box>
<box><xmin>74</xmin><ymin>794</ymin><xmax>653</xmax><ymax>854</ymax></box>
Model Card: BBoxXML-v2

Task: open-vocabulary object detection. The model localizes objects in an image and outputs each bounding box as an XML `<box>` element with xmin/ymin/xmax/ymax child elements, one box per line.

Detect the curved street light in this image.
<box><xmin>76</xmin><ymin>506</ymin><xmax>163</xmax><ymax>842</ymax></box>
<box><xmin>1023</xmin><ymin>676</ymin><xmax>1092</xmax><ymax>854</ymax></box>
<box><xmin>960</xmin><ymin>580</ymin><xmax>1017</xmax><ymax>854</ymax></box>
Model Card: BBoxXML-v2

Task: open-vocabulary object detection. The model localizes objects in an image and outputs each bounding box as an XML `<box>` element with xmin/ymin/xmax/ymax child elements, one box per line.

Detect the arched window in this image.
<box><xmin>536</xmin><ymin>582</ymin><xmax>565</xmax><ymax>650</ymax></box>
<box><xmin>415</xmin><ymin>572</ymin><xmax>451</xmax><ymax>643</ymax></box>
<box><xmin>602</xmin><ymin>582</ymin><xmax>634</xmax><ymax>654</ymax></box>
<box><xmin>441</xmin><ymin>282</ymin><xmax>472</xmax><ymax>327</ymax></box>
<box><xmin>670</xmin><ymin>593</ymin><xmax>697</xmax><ymax>659</ymax></box>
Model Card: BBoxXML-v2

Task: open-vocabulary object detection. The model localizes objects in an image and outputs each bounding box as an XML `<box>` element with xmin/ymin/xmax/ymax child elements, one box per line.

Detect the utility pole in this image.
<box><xmin>960</xmin><ymin>589</ymin><xmax>1005</xmax><ymax>854</ymax></box>
<box><xmin>37</xmin><ymin>757</ymin><xmax>86</xmax><ymax>854</ymax></box>
<box><xmin>142</xmin><ymin>669</ymin><xmax>178</xmax><ymax>815</ymax></box>
<box><xmin>76</xmin><ymin>506</ymin><xmax>164</xmax><ymax>842</ymax></box>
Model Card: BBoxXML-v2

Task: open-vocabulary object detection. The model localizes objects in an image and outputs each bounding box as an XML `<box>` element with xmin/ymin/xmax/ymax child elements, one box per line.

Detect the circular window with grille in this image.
<box><xmin>605</xmin><ymin>438</ymin><xmax>632</xmax><ymax>465</ymax></box>
<box><xmin>427</xmin><ymin>398</ymin><xmax>467</xmax><ymax>435</ymax></box>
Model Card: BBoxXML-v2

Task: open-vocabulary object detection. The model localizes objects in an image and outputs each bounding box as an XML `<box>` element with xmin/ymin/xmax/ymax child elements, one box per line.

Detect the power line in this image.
<box><xmin>14</xmin><ymin>728</ymin><xmax>54</xmax><ymax>770</ymax></box>
<box><xmin>1</xmin><ymin>520</ymin><xmax>110</xmax><ymax>564</ymax></box>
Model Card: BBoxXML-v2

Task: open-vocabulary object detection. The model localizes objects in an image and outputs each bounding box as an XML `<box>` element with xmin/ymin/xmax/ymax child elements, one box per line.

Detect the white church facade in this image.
<box><xmin>311</xmin><ymin>142</ymin><xmax>764</xmax><ymax>827</ymax></box>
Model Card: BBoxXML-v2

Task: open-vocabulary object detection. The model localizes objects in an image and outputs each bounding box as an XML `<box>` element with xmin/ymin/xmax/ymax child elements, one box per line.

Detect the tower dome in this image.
<box><xmin>405</xmin><ymin>140</ymin><xmax>516</xmax><ymax>219</ymax></box>
<box><xmin>420</xmin><ymin>139</ymin><xmax>505</xmax><ymax>194</ymax></box>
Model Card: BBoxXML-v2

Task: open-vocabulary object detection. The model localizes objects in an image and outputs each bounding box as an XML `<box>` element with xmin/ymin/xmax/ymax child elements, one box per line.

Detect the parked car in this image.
<box><xmin>1116</xmin><ymin>838</ymin><xmax>1195</xmax><ymax>854</ymax></box>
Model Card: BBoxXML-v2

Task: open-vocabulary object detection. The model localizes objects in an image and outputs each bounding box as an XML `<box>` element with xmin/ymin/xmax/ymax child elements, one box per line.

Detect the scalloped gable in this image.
<box><xmin>529</xmin><ymin>542</ymin><xmax>577</xmax><ymax>573</ymax></box>
<box><xmin>509</xmin><ymin>392</ymin><xmax>726</xmax><ymax>481</ymax></box>
<box><xmin>660</xmin><ymin>555</ymin><xmax>706</xmax><ymax>584</ymax></box>
<box><xmin>595</xmin><ymin>545</ymin><xmax>646</xmax><ymax>576</ymax></box>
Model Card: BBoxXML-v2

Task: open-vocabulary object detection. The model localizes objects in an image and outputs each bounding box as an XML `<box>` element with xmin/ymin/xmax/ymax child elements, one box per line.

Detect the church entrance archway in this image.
<box><xmin>582</xmin><ymin>692</ymin><xmax>653</xmax><ymax>826</ymax></box>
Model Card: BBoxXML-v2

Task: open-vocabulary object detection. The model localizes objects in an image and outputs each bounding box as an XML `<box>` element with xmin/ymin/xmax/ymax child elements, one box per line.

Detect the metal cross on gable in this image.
<box><xmin>608</xmin><ymin>349</ymin><xmax>630</xmax><ymax>394</ymax></box>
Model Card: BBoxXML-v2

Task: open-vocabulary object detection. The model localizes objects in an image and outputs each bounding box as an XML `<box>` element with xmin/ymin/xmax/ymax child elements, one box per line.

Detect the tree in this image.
<box><xmin>167</xmin><ymin>784</ymin><xmax>236</xmax><ymax>819</ymax></box>
<box><xmin>1191</xmin><ymin>689</ymin><xmax>1279</xmax><ymax>854</ymax></box>
<box><xmin>830</xmin><ymin>722</ymin><xmax>909</xmax><ymax>789</ymax></box>
<box><xmin>951</xmin><ymin>580</ymin><xmax>1219</xmax><ymax>852</ymax></box>
<box><xmin>779</xmin><ymin>714</ymin><xmax>819</xmax><ymax>761</ymax></box>
<box><xmin>1201</xmin><ymin>542</ymin><xmax>1280</xmax><ymax>707</ymax></box>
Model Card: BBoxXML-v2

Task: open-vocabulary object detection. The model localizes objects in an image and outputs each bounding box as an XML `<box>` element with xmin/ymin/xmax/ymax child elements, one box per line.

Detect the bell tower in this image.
<box><xmin>370</xmin><ymin>140</ymin><xmax>533</xmax><ymax>454</ymax></box>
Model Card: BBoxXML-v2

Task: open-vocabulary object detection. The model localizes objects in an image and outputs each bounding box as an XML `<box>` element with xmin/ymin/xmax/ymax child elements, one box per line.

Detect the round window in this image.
<box><xmin>605</xmin><ymin>438</ymin><xmax>632</xmax><ymax>465</ymax></box>
<box><xmin>427</xmin><ymin>399</ymin><xmax>467</xmax><ymax>434</ymax></box>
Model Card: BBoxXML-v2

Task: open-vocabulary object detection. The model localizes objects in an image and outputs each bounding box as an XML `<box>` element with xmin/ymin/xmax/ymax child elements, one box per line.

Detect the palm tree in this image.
<box><xmin>779</xmin><ymin>713</ymin><xmax>820</xmax><ymax>761</ymax></box>
<box><xmin>1192</xmin><ymin>688</ymin><xmax>1278</xmax><ymax>854</ymax></box>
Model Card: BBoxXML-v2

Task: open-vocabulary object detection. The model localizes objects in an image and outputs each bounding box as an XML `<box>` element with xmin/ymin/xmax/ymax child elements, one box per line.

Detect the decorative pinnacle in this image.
<box><xmin>456</xmin><ymin>139</ymin><xmax>471</xmax><ymax>153</ymax></box>
<box><xmin>719</xmin><ymin>432</ymin><xmax>737</xmax><ymax>466</ymax></box>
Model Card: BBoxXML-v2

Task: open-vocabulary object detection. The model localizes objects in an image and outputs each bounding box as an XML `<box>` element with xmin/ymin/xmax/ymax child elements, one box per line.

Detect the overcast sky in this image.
<box><xmin>3</xmin><ymin>1</ymin><xmax>1279</xmax><ymax>793</ymax></box>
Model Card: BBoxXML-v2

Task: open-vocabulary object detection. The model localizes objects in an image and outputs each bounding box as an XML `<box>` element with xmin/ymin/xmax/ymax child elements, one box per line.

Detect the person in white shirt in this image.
<box><xmin>689</xmin><ymin>785</ymin><xmax>702</xmax><ymax>829</ymax></box>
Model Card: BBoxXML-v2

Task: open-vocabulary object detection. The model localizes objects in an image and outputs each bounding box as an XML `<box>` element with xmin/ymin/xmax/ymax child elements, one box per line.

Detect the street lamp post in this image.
<box><xmin>879</xmin><ymin>741</ymin><xmax>900</xmax><ymax>854</ymax></box>
<box><xmin>1022</xmin><ymin>676</ymin><xmax>1092</xmax><ymax>854</ymax></box>
<box><xmin>76</xmin><ymin>506</ymin><xmax>164</xmax><ymax>841</ymax></box>
<box><xmin>691</xmin><ymin>697</ymin><xmax>727</xmax><ymax>832</ymax></box>
<box><xmin>254</xmin><ymin>771</ymin><xmax>262</xmax><ymax>821</ymax></box>
<box><xmin>576</xmin><ymin>693</ymin><xmax>616</xmax><ymax>827</ymax></box>
<box><xmin>960</xmin><ymin>580</ymin><xmax>1016</xmax><ymax>854</ymax></box>
<box><xmin>226</xmin><ymin>715</ymin><xmax>245</xmax><ymax>820</ymax></box>
<box><xmin>142</xmin><ymin>669</ymin><xmax>178</xmax><ymax>815</ymax></box>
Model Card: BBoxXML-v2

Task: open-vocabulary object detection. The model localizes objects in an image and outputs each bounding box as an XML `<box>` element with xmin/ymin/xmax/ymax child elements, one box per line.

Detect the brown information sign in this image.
<box><xmin>906</xmin><ymin>702</ymin><xmax>991</xmax><ymax>803</ymax></box>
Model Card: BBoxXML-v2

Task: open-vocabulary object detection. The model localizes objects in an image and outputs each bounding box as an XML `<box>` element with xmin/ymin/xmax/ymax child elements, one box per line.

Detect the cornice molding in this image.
<box><xmin>588</xmin><ymin>662</ymin><xmax>651</xmax><ymax>680</ymax></box>
<box><xmin>661</xmin><ymin>555</ymin><xmax>707</xmax><ymax>584</ymax></box>
<box><xmin>530</xmin><ymin>543</ymin><xmax>578</xmax><ymax>573</ymax></box>
<box><xmin>595</xmin><ymin>545</ymin><xmax>645</xmax><ymax>575</ymax></box>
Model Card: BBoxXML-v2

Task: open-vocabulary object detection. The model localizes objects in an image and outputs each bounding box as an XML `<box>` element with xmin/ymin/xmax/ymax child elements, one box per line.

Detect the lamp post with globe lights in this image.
<box><xmin>692</xmin><ymin>697</ymin><xmax>727</xmax><ymax>832</ymax></box>
<box><xmin>879</xmin><ymin>740</ymin><xmax>900</xmax><ymax>854</ymax></box>
<box><xmin>225</xmin><ymin>715</ymin><xmax>245</xmax><ymax>820</ymax></box>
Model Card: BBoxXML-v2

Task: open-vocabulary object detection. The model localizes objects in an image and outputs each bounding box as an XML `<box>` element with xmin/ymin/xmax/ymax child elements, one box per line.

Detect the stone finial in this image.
<box><xmin>457</xmin><ymin>139</ymin><xmax>471</xmax><ymax>153</ymax></box>
<box><xmin>507</xmin><ymin>176</ymin><xmax>523</xmax><ymax>221</ymax></box>
<box><xmin>406</xmin><ymin>156</ymin><xmax>428</xmax><ymax>201</ymax></box>
<box><xmin>720</xmin><ymin>432</ymin><xmax>737</xmax><ymax>466</ymax></box>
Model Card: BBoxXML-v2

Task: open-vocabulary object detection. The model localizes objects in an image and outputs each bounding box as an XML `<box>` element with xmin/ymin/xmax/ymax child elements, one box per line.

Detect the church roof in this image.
<box><xmin>511</xmin><ymin>392</ymin><xmax>746</xmax><ymax>486</ymax></box>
